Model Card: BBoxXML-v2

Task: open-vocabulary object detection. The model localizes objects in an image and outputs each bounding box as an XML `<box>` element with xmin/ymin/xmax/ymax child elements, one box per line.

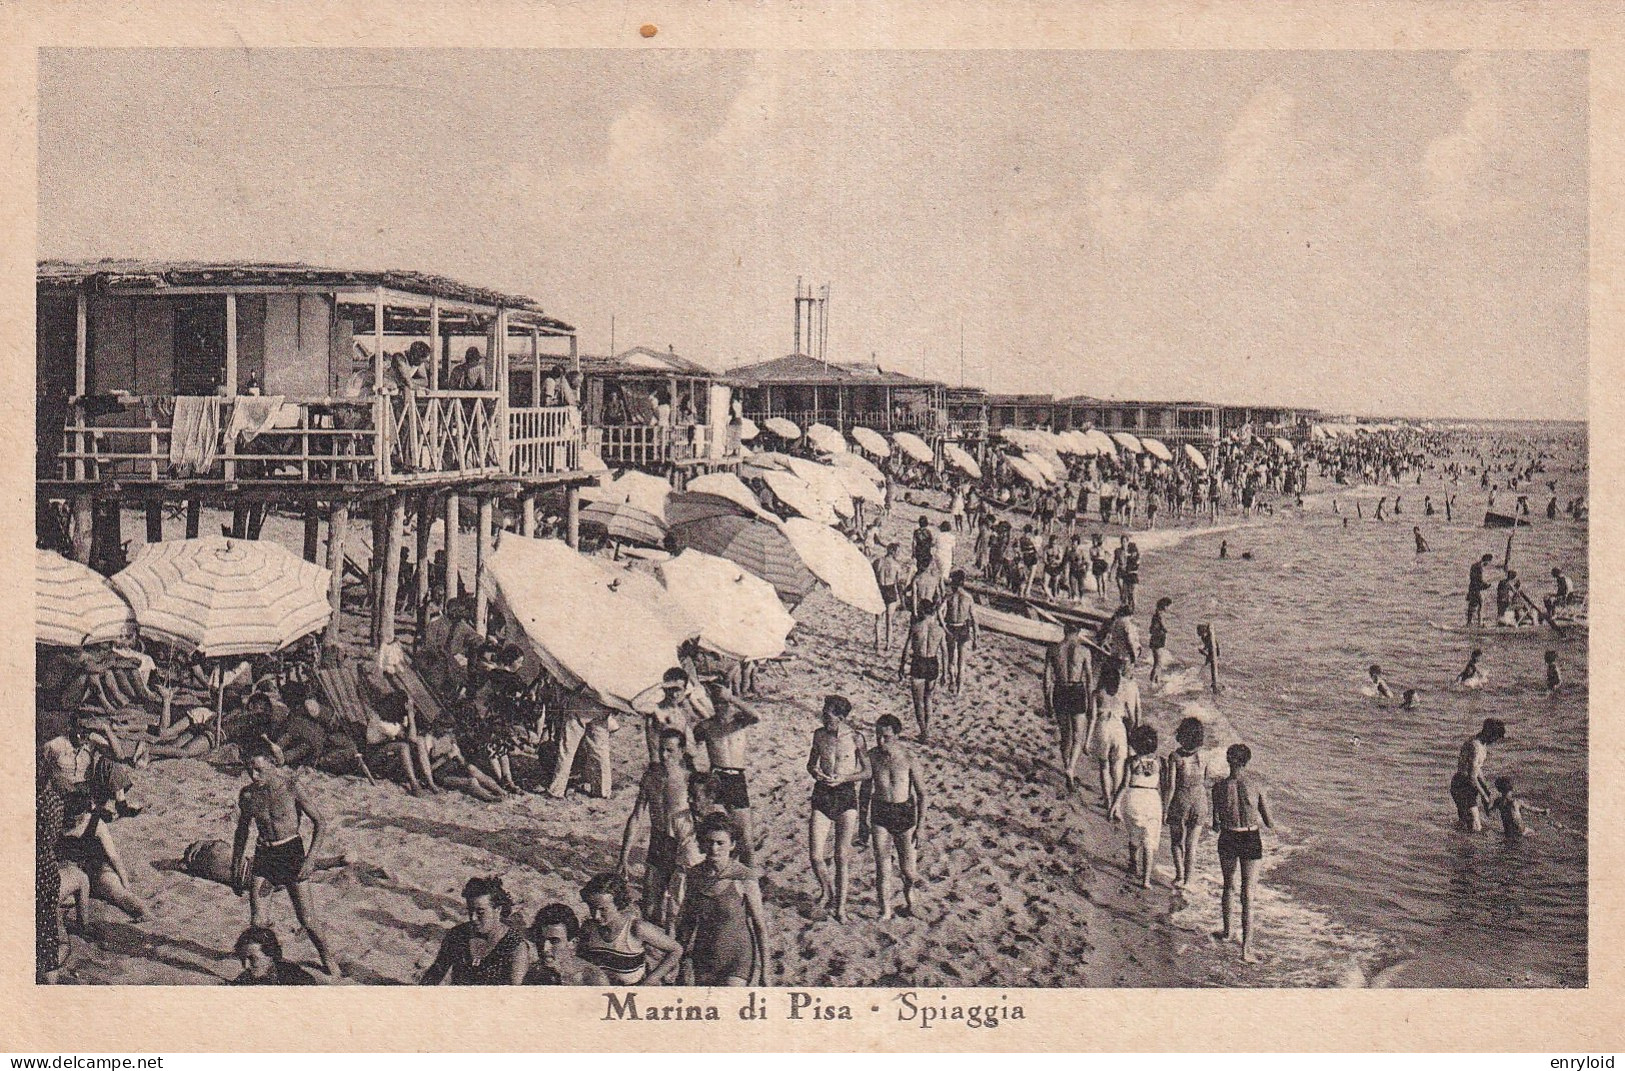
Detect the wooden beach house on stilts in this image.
<box><xmin>725</xmin><ymin>353</ymin><xmax>949</xmax><ymax>456</ymax></box>
<box><xmin>36</xmin><ymin>260</ymin><xmax>596</xmax><ymax>647</ymax></box>
<box><xmin>1059</xmin><ymin>397</ymin><xmax>1222</xmax><ymax>446</ymax></box>
<box><xmin>576</xmin><ymin>346</ymin><xmax>741</xmax><ymax>485</ymax></box>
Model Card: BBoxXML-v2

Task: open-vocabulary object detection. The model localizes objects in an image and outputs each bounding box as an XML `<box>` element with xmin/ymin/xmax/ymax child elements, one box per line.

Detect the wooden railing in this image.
<box><xmin>57</xmin><ymin>396</ymin><xmax>385</xmax><ymax>485</ymax></box>
<box><xmin>582</xmin><ymin>422</ymin><xmax>735</xmax><ymax>469</ymax></box>
<box><xmin>385</xmin><ymin>390</ymin><xmax>504</xmax><ymax>481</ymax></box>
<box><xmin>508</xmin><ymin>406</ymin><xmax>581</xmax><ymax>477</ymax></box>
<box><xmin>947</xmin><ymin>417</ymin><xmax>989</xmax><ymax>441</ymax></box>
<box><xmin>745</xmin><ymin>408</ymin><xmax>946</xmax><ymax>435</ymax></box>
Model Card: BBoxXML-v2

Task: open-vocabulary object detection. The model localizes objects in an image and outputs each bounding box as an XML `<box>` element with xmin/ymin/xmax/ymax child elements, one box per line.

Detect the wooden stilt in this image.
<box><xmin>566</xmin><ymin>484</ymin><xmax>580</xmax><ymax>549</ymax></box>
<box><xmin>145</xmin><ymin>503</ymin><xmax>163</xmax><ymax>544</ymax></box>
<box><xmin>324</xmin><ymin>503</ymin><xmax>349</xmax><ymax>649</ymax></box>
<box><xmin>443</xmin><ymin>492</ymin><xmax>460</xmax><ymax>611</ymax></box>
<box><xmin>303</xmin><ymin>507</ymin><xmax>321</xmax><ymax>563</ymax></box>
<box><xmin>369</xmin><ymin>501</ymin><xmax>390</xmax><ymax>646</ymax></box>
<box><xmin>415</xmin><ymin>493</ymin><xmax>434</xmax><ymax>642</ymax></box>
<box><xmin>184</xmin><ymin>498</ymin><xmax>201</xmax><ymax>539</ymax></box>
<box><xmin>475</xmin><ymin>494</ymin><xmax>494</xmax><ymax>633</ymax></box>
<box><xmin>71</xmin><ymin>495</ymin><xmax>93</xmax><ymax>563</ymax></box>
<box><xmin>379</xmin><ymin>494</ymin><xmax>406</xmax><ymax>646</ymax></box>
<box><xmin>521</xmin><ymin>494</ymin><xmax>536</xmax><ymax>537</ymax></box>
<box><xmin>230</xmin><ymin>506</ymin><xmax>248</xmax><ymax>540</ymax></box>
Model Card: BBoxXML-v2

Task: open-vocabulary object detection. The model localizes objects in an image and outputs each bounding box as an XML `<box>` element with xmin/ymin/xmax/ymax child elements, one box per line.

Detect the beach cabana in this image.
<box><xmin>575</xmin><ymin>346</ymin><xmax>741</xmax><ymax>477</ymax></box>
<box><xmin>726</xmin><ymin>354</ymin><xmax>948</xmax><ymax>449</ymax></box>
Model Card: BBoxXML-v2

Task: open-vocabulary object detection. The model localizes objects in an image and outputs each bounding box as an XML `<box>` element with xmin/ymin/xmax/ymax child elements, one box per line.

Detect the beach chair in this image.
<box><xmin>314</xmin><ymin>659</ymin><xmax>374</xmax><ymax>736</ymax></box>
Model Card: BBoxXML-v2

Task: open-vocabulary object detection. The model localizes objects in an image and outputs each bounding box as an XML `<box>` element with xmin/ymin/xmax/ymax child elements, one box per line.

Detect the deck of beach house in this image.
<box><xmin>985</xmin><ymin>393</ymin><xmax>1057</xmax><ymax>434</ymax></box>
<box><xmin>576</xmin><ymin>346</ymin><xmax>741</xmax><ymax>483</ymax></box>
<box><xmin>726</xmin><ymin>353</ymin><xmax>949</xmax><ymax>453</ymax></box>
<box><xmin>1059</xmin><ymin>397</ymin><xmax>1223</xmax><ymax>446</ymax></box>
<box><xmin>37</xmin><ymin>259</ymin><xmax>598</xmax><ymax>643</ymax></box>
<box><xmin>1219</xmin><ymin>404</ymin><xmax>1319</xmax><ymax>441</ymax></box>
<box><xmin>944</xmin><ymin>386</ymin><xmax>991</xmax><ymax>457</ymax></box>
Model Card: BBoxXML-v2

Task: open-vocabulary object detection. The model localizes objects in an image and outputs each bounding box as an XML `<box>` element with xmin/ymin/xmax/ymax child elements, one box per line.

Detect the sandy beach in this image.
<box><xmin>54</xmin><ymin>492</ymin><xmax>1299</xmax><ymax>989</ymax></box>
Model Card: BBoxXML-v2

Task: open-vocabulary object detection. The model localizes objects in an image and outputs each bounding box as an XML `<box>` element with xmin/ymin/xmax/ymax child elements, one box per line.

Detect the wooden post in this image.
<box><xmin>373</xmin><ymin>287</ymin><xmax>386</xmax><ymax>396</ymax></box>
<box><xmin>428</xmin><ymin>299</ymin><xmax>441</xmax><ymax>392</ymax></box>
<box><xmin>566</xmin><ymin>484</ymin><xmax>580</xmax><ymax>549</ymax></box>
<box><xmin>531</xmin><ymin>327</ymin><xmax>541</xmax><ymax>405</ymax></box>
<box><xmin>415</xmin><ymin>493</ymin><xmax>434</xmax><ymax>640</ymax></box>
<box><xmin>230</xmin><ymin>507</ymin><xmax>248</xmax><ymax>539</ymax></box>
<box><xmin>443</xmin><ymin>491</ymin><xmax>460</xmax><ymax>609</ymax></box>
<box><xmin>379</xmin><ymin>494</ymin><xmax>406</xmax><ymax>646</ymax></box>
<box><xmin>224</xmin><ymin>292</ymin><xmax>239</xmax><ymax>394</ymax></box>
<box><xmin>74</xmin><ymin>292</ymin><xmax>88</xmax><ymax>397</ymax></box>
<box><xmin>145</xmin><ymin>503</ymin><xmax>163</xmax><ymax>544</ymax></box>
<box><xmin>302</xmin><ymin>506</ymin><xmax>321</xmax><ymax>563</ymax></box>
<box><xmin>474</xmin><ymin>494</ymin><xmax>493</xmax><ymax>633</ymax></box>
<box><xmin>369</xmin><ymin>500</ymin><xmax>389</xmax><ymax>645</ymax></box>
<box><xmin>521</xmin><ymin>494</ymin><xmax>536</xmax><ymax>537</ymax></box>
<box><xmin>569</xmin><ymin>332</ymin><xmax>578</xmax><ymax>374</ymax></box>
<box><xmin>184</xmin><ymin>498</ymin><xmax>201</xmax><ymax>539</ymax></box>
<box><xmin>325</xmin><ymin>502</ymin><xmax>349</xmax><ymax>647</ymax></box>
<box><xmin>70</xmin><ymin>495</ymin><xmax>93</xmax><ymax>563</ymax></box>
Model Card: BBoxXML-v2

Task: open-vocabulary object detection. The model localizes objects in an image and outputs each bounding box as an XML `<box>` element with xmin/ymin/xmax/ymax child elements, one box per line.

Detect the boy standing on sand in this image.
<box><xmin>1043</xmin><ymin>620</ymin><xmax>1095</xmax><ymax>794</ymax></box>
<box><xmin>1211</xmin><ymin>743</ymin><xmax>1274</xmax><ymax>964</ymax></box>
<box><xmin>1450</xmin><ymin>718</ymin><xmax>1506</xmax><ymax>831</ymax></box>
<box><xmin>900</xmin><ymin>600</ymin><xmax>947</xmax><ymax>742</ymax></box>
<box><xmin>941</xmin><ymin>571</ymin><xmax>979</xmax><ymax>694</ymax></box>
<box><xmin>618</xmin><ymin>729</ymin><xmax>692</xmax><ymax>925</ymax></box>
<box><xmin>230</xmin><ymin>742</ymin><xmax>340</xmax><ymax>976</ymax></box>
<box><xmin>874</xmin><ymin>543</ymin><xmax>907</xmax><ymax>651</ymax></box>
<box><xmin>692</xmin><ymin>686</ymin><xmax>761</xmax><ymax>865</ymax></box>
<box><xmin>863</xmin><ymin>714</ymin><xmax>927</xmax><ymax>919</ymax></box>
<box><xmin>806</xmin><ymin>696</ymin><xmax>870</xmax><ymax>923</ymax></box>
<box><xmin>1148</xmin><ymin>598</ymin><xmax>1171</xmax><ymax>685</ymax></box>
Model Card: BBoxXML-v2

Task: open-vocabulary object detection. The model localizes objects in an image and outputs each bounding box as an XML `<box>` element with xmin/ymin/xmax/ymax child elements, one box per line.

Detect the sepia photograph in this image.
<box><xmin>29</xmin><ymin>44</ymin><xmax>1587</xmax><ymax>996</ymax></box>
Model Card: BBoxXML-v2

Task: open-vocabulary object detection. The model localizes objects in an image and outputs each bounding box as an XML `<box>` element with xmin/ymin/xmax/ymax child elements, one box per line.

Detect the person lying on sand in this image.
<box><xmin>862</xmin><ymin>714</ymin><xmax>926</xmax><ymax>920</ymax></box>
<box><xmin>807</xmin><ymin>695</ymin><xmax>869</xmax><ymax>923</ymax></box>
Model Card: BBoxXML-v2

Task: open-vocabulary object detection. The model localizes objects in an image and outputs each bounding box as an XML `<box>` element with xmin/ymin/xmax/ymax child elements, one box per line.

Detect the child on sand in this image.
<box><xmin>1211</xmin><ymin>743</ymin><xmax>1274</xmax><ymax>964</ymax></box>
<box><xmin>230</xmin><ymin>741</ymin><xmax>340</xmax><ymax>976</ymax></box>
<box><xmin>1488</xmin><ymin>776</ymin><xmax>1549</xmax><ymax>838</ymax></box>
<box><xmin>806</xmin><ymin>695</ymin><xmax>870</xmax><ymax>922</ymax></box>
<box><xmin>1149</xmin><ymin>598</ymin><xmax>1171</xmax><ymax>685</ymax></box>
<box><xmin>863</xmin><ymin>714</ymin><xmax>926</xmax><ymax>919</ymax></box>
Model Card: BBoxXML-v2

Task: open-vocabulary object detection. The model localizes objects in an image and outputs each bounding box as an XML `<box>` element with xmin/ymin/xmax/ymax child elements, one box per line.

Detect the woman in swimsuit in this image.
<box><xmin>1162</xmin><ymin>717</ymin><xmax>1208</xmax><ymax>889</ymax></box>
<box><xmin>420</xmin><ymin>875</ymin><xmax>532</xmax><ymax>985</ymax></box>
<box><xmin>576</xmin><ymin>872</ymin><xmax>682</xmax><ymax>986</ymax></box>
<box><xmin>1089</xmin><ymin>658</ymin><xmax>1136</xmax><ymax>810</ymax></box>
<box><xmin>677</xmin><ymin>816</ymin><xmax>770</xmax><ymax>986</ymax></box>
<box><xmin>1109</xmin><ymin>725</ymin><xmax>1165</xmax><ymax>890</ymax></box>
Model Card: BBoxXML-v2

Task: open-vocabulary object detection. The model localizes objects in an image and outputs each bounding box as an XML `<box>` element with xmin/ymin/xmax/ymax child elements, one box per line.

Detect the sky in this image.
<box><xmin>37</xmin><ymin>48</ymin><xmax>1587</xmax><ymax>420</ymax></box>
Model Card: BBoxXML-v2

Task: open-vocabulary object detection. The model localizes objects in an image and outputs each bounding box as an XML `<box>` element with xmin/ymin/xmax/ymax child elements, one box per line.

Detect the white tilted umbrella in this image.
<box><xmin>943</xmin><ymin>442</ymin><xmax>982</xmax><ymax>479</ymax></box>
<box><xmin>685</xmin><ymin>472</ymin><xmax>782</xmax><ymax>522</ymax></box>
<box><xmin>764</xmin><ymin>417</ymin><xmax>802</xmax><ymax>440</ymax></box>
<box><xmin>785</xmin><ymin>457</ymin><xmax>855</xmax><ymax>518</ymax></box>
<box><xmin>37</xmin><ymin>549</ymin><xmax>135</xmax><ymax>648</ymax></box>
<box><xmin>762</xmin><ymin>470</ymin><xmax>839</xmax><ymax>526</ymax></box>
<box><xmin>737</xmin><ymin>417</ymin><xmax>760</xmax><ymax>441</ymax></box>
<box><xmin>850</xmin><ymin>426</ymin><xmax>891</xmax><ymax>457</ymax></box>
<box><xmin>806</xmin><ymin>423</ymin><xmax>848</xmax><ymax>454</ymax></box>
<box><xmin>1086</xmin><ymin>429</ymin><xmax>1118</xmax><ymax>454</ymax></box>
<box><xmin>893</xmin><ymin>431</ymin><xmax>934</xmax><ymax>464</ymax></box>
<box><xmin>780</xmin><ymin>518</ymin><xmax>886</xmax><ymax>615</ymax></box>
<box><xmin>1141</xmin><ymin>437</ymin><xmax>1173</xmax><ymax>462</ymax></box>
<box><xmin>657</xmin><ymin>549</ymin><xmax>796</xmax><ymax>662</ymax></box>
<box><xmin>829</xmin><ymin>450</ymin><xmax>887</xmax><ymax>485</ymax></box>
<box><xmin>1111</xmin><ymin>431</ymin><xmax>1144</xmax><ymax>453</ymax></box>
<box><xmin>1183</xmin><ymin>443</ymin><xmax>1208</xmax><ymax>470</ymax></box>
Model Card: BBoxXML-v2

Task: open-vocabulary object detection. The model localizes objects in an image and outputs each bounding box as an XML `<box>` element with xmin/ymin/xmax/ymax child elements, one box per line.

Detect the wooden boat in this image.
<box><xmin>962</xmin><ymin>579</ymin><xmax>1110</xmax><ymax>632</ymax></box>
<box><xmin>972</xmin><ymin>602</ymin><xmax>1063</xmax><ymax>644</ymax></box>
<box><xmin>1482</xmin><ymin>511</ymin><xmax>1531</xmax><ymax>528</ymax></box>
<box><xmin>1429</xmin><ymin>620</ymin><xmax>1587</xmax><ymax>640</ymax></box>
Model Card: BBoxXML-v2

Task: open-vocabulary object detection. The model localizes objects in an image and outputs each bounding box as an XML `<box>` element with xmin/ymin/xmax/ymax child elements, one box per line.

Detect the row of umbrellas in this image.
<box><xmin>744</xmin><ymin>416</ymin><xmax>938</xmax><ymax>468</ymax></box>
<box><xmin>38</xmin><ymin>540</ymin><xmax>333</xmax><ymax>658</ymax></box>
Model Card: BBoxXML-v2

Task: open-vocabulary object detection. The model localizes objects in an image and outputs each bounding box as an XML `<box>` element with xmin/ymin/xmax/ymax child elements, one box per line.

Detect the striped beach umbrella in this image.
<box><xmin>37</xmin><ymin>548</ymin><xmax>135</xmax><ymax>648</ymax></box>
<box><xmin>668</xmin><ymin>512</ymin><xmax>819</xmax><ymax>606</ymax></box>
<box><xmin>111</xmin><ymin>537</ymin><xmax>331</xmax><ymax>657</ymax></box>
<box><xmin>579</xmin><ymin>500</ymin><xmax>668</xmax><ymax>548</ymax></box>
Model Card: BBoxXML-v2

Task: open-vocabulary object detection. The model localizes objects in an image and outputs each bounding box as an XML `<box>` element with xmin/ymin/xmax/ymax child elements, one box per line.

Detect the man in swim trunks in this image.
<box><xmin>900</xmin><ymin>599</ymin><xmax>947</xmax><ymax>741</ymax></box>
<box><xmin>1043</xmin><ymin>619</ymin><xmax>1095</xmax><ymax>794</ymax></box>
<box><xmin>230</xmin><ymin>742</ymin><xmax>340</xmax><ymax>976</ymax></box>
<box><xmin>874</xmin><ymin>543</ymin><xmax>907</xmax><ymax>651</ymax></box>
<box><xmin>619</xmin><ymin>728</ymin><xmax>692</xmax><ymax>925</ymax></box>
<box><xmin>692</xmin><ymin>685</ymin><xmax>762</xmax><ymax>865</ymax></box>
<box><xmin>1451</xmin><ymin>717</ymin><xmax>1506</xmax><ymax>831</ymax></box>
<box><xmin>1466</xmin><ymin>553</ymin><xmax>1494</xmax><ymax>627</ymax></box>
<box><xmin>806</xmin><ymin>695</ymin><xmax>869</xmax><ymax>922</ymax></box>
<box><xmin>941</xmin><ymin>571</ymin><xmax>979</xmax><ymax>695</ymax></box>
<box><xmin>862</xmin><ymin>714</ymin><xmax>926</xmax><ymax>920</ymax></box>
<box><xmin>1211</xmin><ymin>743</ymin><xmax>1274</xmax><ymax>964</ymax></box>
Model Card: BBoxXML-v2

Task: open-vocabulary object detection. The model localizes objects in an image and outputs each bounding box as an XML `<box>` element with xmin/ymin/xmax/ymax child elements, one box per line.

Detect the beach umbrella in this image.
<box><xmin>806</xmin><ymin>423</ymin><xmax>847</xmax><ymax>454</ymax></box>
<box><xmin>1183</xmin><ymin>443</ymin><xmax>1208</xmax><ymax>470</ymax></box>
<box><xmin>1141</xmin><ymin>437</ymin><xmax>1173</xmax><ymax>462</ymax></box>
<box><xmin>737</xmin><ymin>417</ymin><xmax>760</xmax><ymax>441</ymax></box>
<box><xmin>579</xmin><ymin>500</ymin><xmax>668</xmax><ymax>548</ymax></box>
<box><xmin>578</xmin><ymin>449</ymin><xmax>612</xmax><ymax>486</ymax></box>
<box><xmin>739</xmin><ymin>450</ymin><xmax>796</xmax><ymax>475</ymax></box>
<box><xmin>829</xmin><ymin>450</ymin><xmax>887</xmax><ymax>485</ymax></box>
<box><xmin>780</xmin><ymin>519</ymin><xmax>886</xmax><ymax>615</ymax></box>
<box><xmin>997</xmin><ymin>427</ymin><xmax>1032</xmax><ymax>446</ymax></box>
<box><xmin>1085</xmin><ymin>429</ymin><xmax>1118</xmax><ymax>455</ymax></box>
<box><xmin>1004</xmin><ymin>455</ymin><xmax>1045</xmax><ymax>486</ymax></box>
<box><xmin>1110</xmin><ymin>431</ymin><xmax>1143</xmax><ymax>453</ymax></box>
<box><xmin>609</xmin><ymin>470</ymin><xmax>672</xmax><ymax>520</ymax></box>
<box><xmin>893</xmin><ymin>431</ymin><xmax>934</xmax><ymax>464</ymax></box>
<box><xmin>850</xmin><ymin>426</ymin><xmax>891</xmax><ymax>457</ymax></box>
<box><xmin>668</xmin><ymin>490</ymin><xmax>781</xmax><ymax>530</ymax></box>
<box><xmin>589</xmin><ymin>558</ymin><xmax>701</xmax><ymax>641</ymax></box>
<box><xmin>1272</xmin><ymin>436</ymin><xmax>1295</xmax><ymax>455</ymax></box>
<box><xmin>683</xmin><ymin>473</ymin><xmax>782</xmax><ymax>522</ymax></box>
<box><xmin>764</xmin><ymin>417</ymin><xmax>801</xmax><ymax>440</ymax></box>
<box><xmin>37</xmin><ymin>549</ymin><xmax>136</xmax><ymax>648</ymax></box>
<box><xmin>826</xmin><ymin>461</ymin><xmax>885</xmax><ymax>504</ymax></box>
<box><xmin>1022</xmin><ymin>451</ymin><xmax>1061</xmax><ymax>482</ymax></box>
<box><xmin>668</xmin><ymin>512</ymin><xmax>819</xmax><ymax>604</ymax></box>
<box><xmin>111</xmin><ymin>537</ymin><xmax>331</xmax><ymax>657</ymax></box>
<box><xmin>761</xmin><ymin>470</ymin><xmax>839</xmax><ymax>525</ymax></box>
<box><xmin>657</xmin><ymin>549</ymin><xmax>796</xmax><ymax>662</ymax></box>
<box><xmin>785</xmin><ymin>457</ymin><xmax>855</xmax><ymax>518</ymax></box>
<box><xmin>489</xmin><ymin>537</ymin><xmax>687</xmax><ymax>711</ymax></box>
<box><xmin>943</xmin><ymin>442</ymin><xmax>982</xmax><ymax>479</ymax></box>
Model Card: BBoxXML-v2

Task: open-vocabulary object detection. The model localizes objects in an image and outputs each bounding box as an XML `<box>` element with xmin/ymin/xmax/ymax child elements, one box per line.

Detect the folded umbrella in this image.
<box><xmin>37</xmin><ymin>548</ymin><xmax>135</xmax><ymax>648</ymax></box>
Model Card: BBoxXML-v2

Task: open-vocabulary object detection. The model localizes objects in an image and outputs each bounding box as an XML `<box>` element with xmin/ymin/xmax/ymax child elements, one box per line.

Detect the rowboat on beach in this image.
<box><xmin>1483</xmin><ymin>511</ymin><xmax>1531</xmax><ymax>528</ymax></box>
<box><xmin>962</xmin><ymin>578</ymin><xmax>1113</xmax><ymax>647</ymax></box>
<box><xmin>1428</xmin><ymin>620</ymin><xmax>1587</xmax><ymax>640</ymax></box>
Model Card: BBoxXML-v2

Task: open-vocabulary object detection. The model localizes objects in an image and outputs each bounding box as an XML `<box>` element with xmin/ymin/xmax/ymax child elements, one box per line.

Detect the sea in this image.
<box><xmin>1134</xmin><ymin>421</ymin><xmax>1588</xmax><ymax>987</ymax></box>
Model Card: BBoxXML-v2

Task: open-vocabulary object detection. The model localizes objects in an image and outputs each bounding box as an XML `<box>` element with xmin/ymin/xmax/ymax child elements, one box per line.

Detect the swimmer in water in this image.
<box><xmin>1413</xmin><ymin>526</ymin><xmax>1429</xmax><ymax>554</ymax></box>
<box><xmin>1488</xmin><ymin>776</ymin><xmax>1547</xmax><ymax>837</ymax></box>
<box><xmin>1367</xmin><ymin>664</ymin><xmax>1394</xmax><ymax>701</ymax></box>
<box><xmin>1545</xmin><ymin>649</ymin><xmax>1561</xmax><ymax>693</ymax></box>
<box><xmin>1401</xmin><ymin>689</ymin><xmax>1419</xmax><ymax>710</ymax></box>
<box><xmin>1456</xmin><ymin>648</ymin><xmax>1485</xmax><ymax>688</ymax></box>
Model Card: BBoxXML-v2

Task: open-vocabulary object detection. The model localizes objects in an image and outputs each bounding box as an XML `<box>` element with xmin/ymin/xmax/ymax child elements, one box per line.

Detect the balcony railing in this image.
<box><xmin>743</xmin><ymin>408</ymin><xmax>945</xmax><ymax>435</ymax></box>
<box><xmin>385</xmin><ymin>390</ymin><xmax>504</xmax><ymax>482</ymax></box>
<box><xmin>584</xmin><ymin>422</ymin><xmax>730</xmax><ymax>469</ymax></box>
<box><xmin>509</xmin><ymin>406</ymin><xmax>581</xmax><ymax>477</ymax></box>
